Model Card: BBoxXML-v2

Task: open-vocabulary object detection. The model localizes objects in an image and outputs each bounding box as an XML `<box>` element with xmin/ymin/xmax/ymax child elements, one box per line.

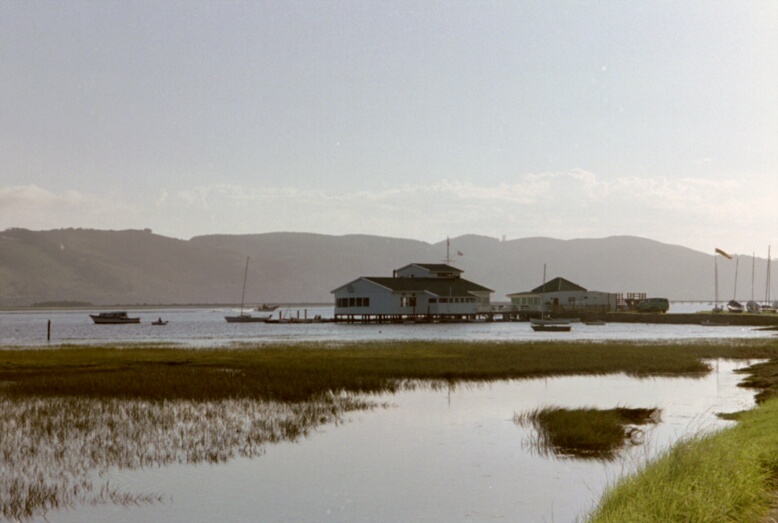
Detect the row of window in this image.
<box><xmin>430</xmin><ymin>297</ymin><xmax>477</xmax><ymax>304</ymax></box>
<box><xmin>513</xmin><ymin>297</ymin><xmax>541</xmax><ymax>306</ymax></box>
<box><xmin>337</xmin><ymin>296</ymin><xmax>478</xmax><ymax>308</ymax></box>
<box><xmin>336</xmin><ymin>297</ymin><xmax>370</xmax><ymax>308</ymax></box>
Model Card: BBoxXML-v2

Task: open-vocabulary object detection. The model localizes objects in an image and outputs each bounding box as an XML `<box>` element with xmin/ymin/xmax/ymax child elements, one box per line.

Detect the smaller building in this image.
<box><xmin>332</xmin><ymin>263</ymin><xmax>493</xmax><ymax>323</ymax></box>
<box><xmin>507</xmin><ymin>277</ymin><xmax>617</xmax><ymax>316</ymax></box>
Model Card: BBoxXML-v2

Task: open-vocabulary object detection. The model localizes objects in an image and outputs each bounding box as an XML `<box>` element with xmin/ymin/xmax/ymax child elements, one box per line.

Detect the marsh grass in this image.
<box><xmin>0</xmin><ymin>394</ymin><xmax>374</xmax><ymax>520</ymax></box>
<box><xmin>515</xmin><ymin>406</ymin><xmax>660</xmax><ymax>460</ymax></box>
<box><xmin>587</xmin><ymin>397</ymin><xmax>778</xmax><ymax>522</ymax></box>
<box><xmin>3</xmin><ymin>339</ymin><xmax>778</xmax><ymax>402</ymax></box>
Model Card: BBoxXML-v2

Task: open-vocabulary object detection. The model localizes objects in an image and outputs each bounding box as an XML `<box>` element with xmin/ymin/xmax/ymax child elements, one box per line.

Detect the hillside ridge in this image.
<box><xmin>0</xmin><ymin>228</ymin><xmax>766</xmax><ymax>307</ymax></box>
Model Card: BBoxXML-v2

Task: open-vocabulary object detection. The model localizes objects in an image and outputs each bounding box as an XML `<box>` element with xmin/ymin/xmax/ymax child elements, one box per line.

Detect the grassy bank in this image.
<box><xmin>587</xmin><ymin>397</ymin><xmax>778</xmax><ymax>522</ymax></box>
<box><xmin>3</xmin><ymin>339</ymin><xmax>778</xmax><ymax>402</ymax></box>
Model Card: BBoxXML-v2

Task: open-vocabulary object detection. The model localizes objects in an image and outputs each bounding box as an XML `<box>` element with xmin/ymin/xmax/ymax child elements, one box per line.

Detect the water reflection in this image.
<box><xmin>0</xmin><ymin>395</ymin><xmax>374</xmax><ymax>520</ymax></box>
<box><xmin>39</xmin><ymin>360</ymin><xmax>757</xmax><ymax>523</ymax></box>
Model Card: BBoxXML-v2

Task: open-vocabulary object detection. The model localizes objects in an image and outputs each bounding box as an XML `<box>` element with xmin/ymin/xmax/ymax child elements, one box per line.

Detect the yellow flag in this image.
<box><xmin>715</xmin><ymin>248</ymin><xmax>732</xmax><ymax>259</ymax></box>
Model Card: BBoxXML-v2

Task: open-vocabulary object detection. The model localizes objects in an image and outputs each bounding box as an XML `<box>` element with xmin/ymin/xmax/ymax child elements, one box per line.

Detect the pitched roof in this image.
<box><xmin>531</xmin><ymin>277</ymin><xmax>587</xmax><ymax>294</ymax></box>
<box><xmin>396</xmin><ymin>263</ymin><xmax>463</xmax><ymax>273</ymax></box>
<box><xmin>363</xmin><ymin>276</ymin><xmax>492</xmax><ymax>295</ymax></box>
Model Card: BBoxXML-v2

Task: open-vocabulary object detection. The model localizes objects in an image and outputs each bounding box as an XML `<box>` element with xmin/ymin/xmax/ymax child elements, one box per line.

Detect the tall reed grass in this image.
<box><xmin>0</xmin><ymin>394</ymin><xmax>373</xmax><ymax>520</ymax></box>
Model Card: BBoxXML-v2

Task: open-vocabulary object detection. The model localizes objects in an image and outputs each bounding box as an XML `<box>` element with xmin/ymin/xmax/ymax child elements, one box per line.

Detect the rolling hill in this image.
<box><xmin>0</xmin><ymin>228</ymin><xmax>769</xmax><ymax>307</ymax></box>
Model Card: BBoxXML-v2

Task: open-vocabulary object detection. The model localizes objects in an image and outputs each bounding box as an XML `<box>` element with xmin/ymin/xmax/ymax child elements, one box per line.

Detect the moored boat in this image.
<box><xmin>255</xmin><ymin>304</ymin><xmax>279</xmax><ymax>312</ymax></box>
<box><xmin>727</xmin><ymin>300</ymin><xmax>744</xmax><ymax>313</ymax></box>
<box><xmin>530</xmin><ymin>263</ymin><xmax>572</xmax><ymax>332</ymax></box>
<box><xmin>89</xmin><ymin>311</ymin><xmax>140</xmax><ymax>324</ymax></box>
<box><xmin>225</xmin><ymin>313</ymin><xmax>270</xmax><ymax>323</ymax></box>
<box><xmin>225</xmin><ymin>257</ymin><xmax>270</xmax><ymax>323</ymax></box>
<box><xmin>530</xmin><ymin>320</ymin><xmax>572</xmax><ymax>332</ymax></box>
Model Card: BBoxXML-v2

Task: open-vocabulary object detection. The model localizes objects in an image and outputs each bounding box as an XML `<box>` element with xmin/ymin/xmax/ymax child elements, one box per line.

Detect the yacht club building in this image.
<box><xmin>507</xmin><ymin>277</ymin><xmax>617</xmax><ymax>316</ymax></box>
<box><xmin>332</xmin><ymin>263</ymin><xmax>493</xmax><ymax>323</ymax></box>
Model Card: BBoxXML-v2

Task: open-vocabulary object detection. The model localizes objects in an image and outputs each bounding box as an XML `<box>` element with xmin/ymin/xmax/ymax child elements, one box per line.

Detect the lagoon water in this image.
<box><xmin>43</xmin><ymin>361</ymin><xmax>756</xmax><ymax>523</ymax></box>
<box><xmin>0</xmin><ymin>302</ymin><xmax>771</xmax><ymax>347</ymax></box>
<box><xmin>0</xmin><ymin>304</ymin><xmax>771</xmax><ymax>522</ymax></box>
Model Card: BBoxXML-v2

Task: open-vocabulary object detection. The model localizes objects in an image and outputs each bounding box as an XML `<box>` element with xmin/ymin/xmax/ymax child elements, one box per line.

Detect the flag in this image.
<box><xmin>715</xmin><ymin>248</ymin><xmax>732</xmax><ymax>259</ymax></box>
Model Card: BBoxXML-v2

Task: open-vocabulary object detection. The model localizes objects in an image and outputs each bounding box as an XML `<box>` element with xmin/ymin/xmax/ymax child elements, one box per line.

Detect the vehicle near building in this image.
<box><xmin>636</xmin><ymin>297</ymin><xmax>670</xmax><ymax>313</ymax></box>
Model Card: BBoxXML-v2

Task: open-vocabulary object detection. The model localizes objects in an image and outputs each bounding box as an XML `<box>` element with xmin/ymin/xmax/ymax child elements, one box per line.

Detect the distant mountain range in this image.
<box><xmin>0</xmin><ymin>228</ymin><xmax>772</xmax><ymax>307</ymax></box>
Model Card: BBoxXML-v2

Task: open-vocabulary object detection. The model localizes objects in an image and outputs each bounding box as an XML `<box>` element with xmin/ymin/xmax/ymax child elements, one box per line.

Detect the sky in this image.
<box><xmin>1</xmin><ymin>1</ymin><xmax>777</xmax><ymax>256</ymax></box>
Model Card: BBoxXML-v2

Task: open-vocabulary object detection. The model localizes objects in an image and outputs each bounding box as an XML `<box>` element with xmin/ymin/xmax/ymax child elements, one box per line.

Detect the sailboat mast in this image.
<box><xmin>714</xmin><ymin>252</ymin><xmax>719</xmax><ymax>308</ymax></box>
<box><xmin>752</xmin><ymin>252</ymin><xmax>756</xmax><ymax>302</ymax></box>
<box><xmin>540</xmin><ymin>263</ymin><xmax>547</xmax><ymax>318</ymax></box>
<box><xmin>240</xmin><ymin>256</ymin><xmax>249</xmax><ymax>314</ymax></box>
<box><xmin>767</xmin><ymin>247</ymin><xmax>772</xmax><ymax>305</ymax></box>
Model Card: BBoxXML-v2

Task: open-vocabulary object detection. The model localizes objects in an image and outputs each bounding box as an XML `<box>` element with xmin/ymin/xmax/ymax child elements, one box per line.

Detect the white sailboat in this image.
<box><xmin>763</xmin><ymin>247</ymin><xmax>776</xmax><ymax>312</ymax></box>
<box><xmin>225</xmin><ymin>257</ymin><xmax>270</xmax><ymax>323</ymax></box>
<box><xmin>746</xmin><ymin>252</ymin><xmax>761</xmax><ymax>313</ymax></box>
<box><xmin>727</xmin><ymin>255</ymin><xmax>744</xmax><ymax>313</ymax></box>
<box><xmin>530</xmin><ymin>264</ymin><xmax>572</xmax><ymax>332</ymax></box>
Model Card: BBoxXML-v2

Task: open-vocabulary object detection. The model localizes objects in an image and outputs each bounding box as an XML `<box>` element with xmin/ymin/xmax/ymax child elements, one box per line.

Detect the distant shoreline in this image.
<box><xmin>0</xmin><ymin>303</ymin><xmax>334</xmax><ymax>312</ymax></box>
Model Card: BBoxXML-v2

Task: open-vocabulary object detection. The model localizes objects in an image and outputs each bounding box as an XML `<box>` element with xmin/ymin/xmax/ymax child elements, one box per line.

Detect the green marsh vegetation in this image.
<box><xmin>515</xmin><ymin>406</ymin><xmax>660</xmax><ymax>460</ymax></box>
<box><xmin>2</xmin><ymin>339</ymin><xmax>778</xmax><ymax>520</ymax></box>
<box><xmin>4</xmin><ymin>339</ymin><xmax>778</xmax><ymax>401</ymax></box>
<box><xmin>587</xmin><ymin>397</ymin><xmax>778</xmax><ymax>522</ymax></box>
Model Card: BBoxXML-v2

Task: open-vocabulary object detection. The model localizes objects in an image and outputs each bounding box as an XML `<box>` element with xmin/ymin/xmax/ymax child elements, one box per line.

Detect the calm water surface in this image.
<box><xmin>45</xmin><ymin>361</ymin><xmax>756</xmax><ymax>523</ymax></box>
<box><xmin>0</xmin><ymin>302</ymin><xmax>772</xmax><ymax>346</ymax></box>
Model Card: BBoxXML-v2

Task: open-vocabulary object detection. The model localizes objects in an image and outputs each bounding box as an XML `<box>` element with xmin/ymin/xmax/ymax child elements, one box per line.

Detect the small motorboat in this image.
<box><xmin>255</xmin><ymin>304</ymin><xmax>279</xmax><ymax>312</ymax></box>
<box><xmin>152</xmin><ymin>318</ymin><xmax>169</xmax><ymax>325</ymax></box>
<box><xmin>531</xmin><ymin>323</ymin><xmax>572</xmax><ymax>332</ymax></box>
<box><xmin>530</xmin><ymin>318</ymin><xmax>572</xmax><ymax>332</ymax></box>
<box><xmin>583</xmin><ymin>320</ymin><xmax>606</xmax><ymax>326</ymax></box>
<box><xmin>89</xmin><ymin>311</ymin><xmax>140</xmax><ymax>324</ymax></box>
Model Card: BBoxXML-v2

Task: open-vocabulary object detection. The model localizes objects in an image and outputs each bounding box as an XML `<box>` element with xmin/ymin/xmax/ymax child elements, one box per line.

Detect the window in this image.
<box><xmin>338</xmin><ymin>297</ymin><xmax>370</xmax><ymax>308</ymax></box>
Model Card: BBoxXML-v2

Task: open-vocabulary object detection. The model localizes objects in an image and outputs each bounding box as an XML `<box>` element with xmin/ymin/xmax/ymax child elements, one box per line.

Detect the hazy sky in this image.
<box><xmin>2</xmin><ymin>1</ymin><xmax>777</xmax><ymax>255</ymax></box>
